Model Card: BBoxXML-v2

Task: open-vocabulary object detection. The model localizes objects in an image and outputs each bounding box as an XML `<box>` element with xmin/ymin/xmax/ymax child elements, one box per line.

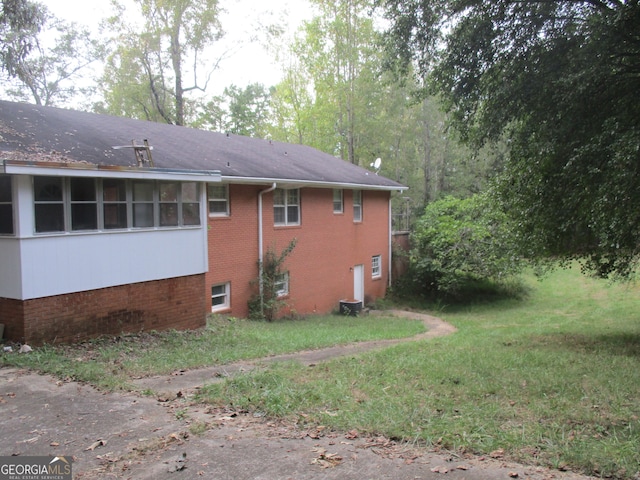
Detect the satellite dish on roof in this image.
<box><xmin>370</xmin><ymin>157</ymin><xmax>382</xmax><ymax>172</ymax></box>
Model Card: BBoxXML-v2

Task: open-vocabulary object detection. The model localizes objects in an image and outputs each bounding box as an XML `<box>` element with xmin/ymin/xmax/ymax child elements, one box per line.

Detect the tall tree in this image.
<box><xmin>293</xmin><ymin>0</ymin><xmax>381</xmax><ymax>164</ymax></box>
<box><xmin>382</xmin><ymin>0</ymin><xmax>640</xmax><ymax>278</ymax></box>
<box><xmin>0</xmin><ymin>0</ymin><xmax>46</xmax><ymax>77</ymax></box>
<box><xmin>267</xmin><ymin>57</ymin><xmax>315</xmax><ymax>145</ymax></box>
<box><xmin>1</xmin><ymin>15</ymin><xmax>103</xmax><ymax>106</ymax></box>
<box><xmin>224</xmin><ymin>83</ymin><xmax>271</xmax><ymax>137</ymax></box>
<box><xmin>101</xmin><ymin>0</ymin><xmax>223</xmax><ymax>125</ymax></box>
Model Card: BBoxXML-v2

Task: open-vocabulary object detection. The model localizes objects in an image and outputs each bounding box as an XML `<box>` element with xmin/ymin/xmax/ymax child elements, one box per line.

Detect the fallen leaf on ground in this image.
<box><xmin>310</xmin><ymin>448</ymin><xmax>343</xmax><ymax>469</ymax></box>
<box><xmin>430</xmin><ymin>465</ymin><xmax>449</xmax><ymax>474</ymax></box>
<box><xmin>85</xmin><ymin>439</ymin><xmax>106</xmax><ymax>451</ymax></box>
<box><xmin>490</xmin><ymin>449</ymin><xmax>505</xmax><ymax>459</ymax></box>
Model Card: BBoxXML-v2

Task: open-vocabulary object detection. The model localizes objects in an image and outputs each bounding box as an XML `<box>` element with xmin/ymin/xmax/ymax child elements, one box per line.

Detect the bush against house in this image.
<box><xmin>408</xmin><ymin>195</ymin><xmax>523</xmax><ymax>296</ymax></box>
<box><xmin>249</xmin><ymin>239</ymin><xmax>297</xmax><ymax>322</ymax></box>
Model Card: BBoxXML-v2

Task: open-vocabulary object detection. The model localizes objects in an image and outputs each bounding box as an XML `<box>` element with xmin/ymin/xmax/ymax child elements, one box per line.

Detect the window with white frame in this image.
<box><xmin>275</xmin><ymin>272</ymin><xmax>289</xmax><ymax>297</ymax></box>
<box><xmin>33</xmin><ymin>177</ymin><xmax>201</xmax><ymax>233</ymax></box>
<box><xmin>273</xmin><ymin>188</ymin><xmax>300</xmax><ymax>226</ymax></box>
<box><xmin>208</xmin><ymin>184</ymin><xmax>229</xmax><ymax>216</ymax></box>
<box><xmin>333</xmin><ymin>189</ymin><xmax>343</xmax><ymax>213</ymax></box>
<box><xmin>0</xmin><ymin>175</ymin><xmax>14</xmax><ymax>235</ymax></box>
<box><xmin>353</xmin><ymin>190</ymin><xmax>362</xmax><ymax>222</ymax></box>
<box><xmin>211</xmin><ymin>282</ymin><xmax>230</xmax><ymax>312</ymax></box>
<box><xmin>372</xmin><ymin>255</ymin><xmax>382</xmax><ymax>278</ymax></box>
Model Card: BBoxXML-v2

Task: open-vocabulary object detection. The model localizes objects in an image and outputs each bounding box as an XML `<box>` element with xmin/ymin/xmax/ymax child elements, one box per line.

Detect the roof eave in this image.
<box><xmin>220</xmin><ymin>175</ymin><xmax>408</xmax><ymax>192</ymax></box>
<box><xmin>2</xmin><ymin>160</ymin><xmax>222</xmax><ymax>182</ymax></box>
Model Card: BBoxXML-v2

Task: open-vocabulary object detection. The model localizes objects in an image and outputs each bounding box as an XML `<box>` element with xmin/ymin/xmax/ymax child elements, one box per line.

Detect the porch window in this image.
<box><xmin>0</xmin><ymin>175</ymin><xmax>14</xmax><ymax>235</ymax></box>
<box><xmin>132</xmin><ymin>180</ymin><xmax>155</xmax><ymax>228</ymax></box>
<box><xmin>103</xmin><ymin>178</ymin><xmax>127</xmax><ymax>229</ymax></box>
<box><xmin>274</xmin><ymin>189</ymin><xmax>300</xmax><ymax>226</ymax></box>
<box><xmin>159</xmin><ymin>182</ymin><xmax>179</xmax><ymax>227</ymax></box>
<box><xmin>70</xmin><ymin>177</ymin><xmax>97</xmax><ymax>231</ymax></box>
<box><xmin>34</xmin><ymin>176</ymin><xmax>64</xmax><ymax>232</ymax></box>
<box><xmin>33</xmin><ymin>177</ymin><xmax>201</xmax><ymax>233</ymax></box>
<box><xmin>182</xmin><ymin>182</ymin><xmax>200</xmax><ymax>225</ymax></box>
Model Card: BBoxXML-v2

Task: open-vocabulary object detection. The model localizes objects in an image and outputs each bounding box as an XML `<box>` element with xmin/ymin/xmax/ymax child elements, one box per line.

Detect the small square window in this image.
<box><xmin>372</xmin><ymin>255</ymin><xmax>381</xmax><ymax>278</ymax></box>
<box><xmin>211</xmin><ymin>282</ymin><xmax>230</xmax><ymax>312</ymax></box>
<box><xmin>275</xmin><ymin>272</ymin><xmax>289</xmax><ymax>297</ymax></box>
<box><xmin>208</xmin><ymin>184</ymin><xmax>229</xmax><ymax>216</ymax></box>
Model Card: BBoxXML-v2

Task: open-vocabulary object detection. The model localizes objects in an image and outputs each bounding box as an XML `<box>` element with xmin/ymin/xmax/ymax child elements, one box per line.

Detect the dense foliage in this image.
<box><xmin>0</xmin><ymin>0</ymin><xmax>46</xmax><ymax>76</ymax></box>
<box><xmin>408</xmin><ymin>195</ymin><xmax>522</xmax><ymax>296</ymax></box>
<box><xmin>382</xmin><ymin>0</ymin><xmax>640</xmax><ymax>278</ymax></box>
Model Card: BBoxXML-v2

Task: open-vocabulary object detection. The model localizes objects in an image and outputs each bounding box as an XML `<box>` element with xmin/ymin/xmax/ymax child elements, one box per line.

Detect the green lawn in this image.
<box><xmin>0</xmin><ymin>313</ymin><xmax>425</xmax><ymax>390</ymax></box>
<box><xmin>197</xmin><ymin>267</ymin><xmax>640</xmax><ymax>479</ymax></box>
<box><xmin>2</xmin><ymin>266</ymin><xmax>639</xmax><ymax>478</ymax></box>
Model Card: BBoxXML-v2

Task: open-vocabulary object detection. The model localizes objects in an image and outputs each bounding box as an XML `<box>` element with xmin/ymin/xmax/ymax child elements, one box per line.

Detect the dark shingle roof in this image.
<box><xmin>0</xmin><ymin>101</ymin><xmax>405</xmax><ymax>190</ymax></box>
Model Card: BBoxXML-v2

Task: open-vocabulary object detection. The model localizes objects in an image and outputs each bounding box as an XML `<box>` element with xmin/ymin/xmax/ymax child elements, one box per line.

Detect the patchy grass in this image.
<box><xmin>3</xmin><ymin>266</ymin><xmax>639</xmax><ymax>478</ymax></box>
<box><xmin>0</xmin><ymin>313</ymin><xmax>425</xmax><ymax>390</ymax></box>
<box><xmin>197</xmin><ymin>267</ymin><xmax>640</xmax><ymax>479</ymax></box>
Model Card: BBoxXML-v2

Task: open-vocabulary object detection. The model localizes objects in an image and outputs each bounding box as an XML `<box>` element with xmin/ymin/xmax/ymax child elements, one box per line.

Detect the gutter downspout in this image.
<box><xmin>388</xmin><ymin>195</ymin><xmax>393</xmax><ymax>288</ymax></box>
<box><xmin>258</xmin><ymin>183</ymin><xmax>277</xmax><ymax>315</ymax></box>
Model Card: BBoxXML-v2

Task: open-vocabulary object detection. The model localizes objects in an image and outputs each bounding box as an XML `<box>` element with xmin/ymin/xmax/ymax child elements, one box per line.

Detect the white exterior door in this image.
<box><xmin>353</xmin><ymin>264</ymin><xmax>364</xmax><ymax>302</ymax></box>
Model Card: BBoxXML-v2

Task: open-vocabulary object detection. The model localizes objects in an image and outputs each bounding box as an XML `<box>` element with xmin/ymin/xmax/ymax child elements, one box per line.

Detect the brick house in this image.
<box><xmin>0</xmin><ymin>101</ymin><xmax>406</xmax><ymax>344</ymax></box>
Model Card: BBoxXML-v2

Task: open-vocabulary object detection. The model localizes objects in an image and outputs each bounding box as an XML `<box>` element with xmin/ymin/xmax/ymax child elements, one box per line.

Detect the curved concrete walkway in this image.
<box><xmin>133</xmin><ymin>310</ymin><xmax>457</xmax><ymax>396</ymax></box>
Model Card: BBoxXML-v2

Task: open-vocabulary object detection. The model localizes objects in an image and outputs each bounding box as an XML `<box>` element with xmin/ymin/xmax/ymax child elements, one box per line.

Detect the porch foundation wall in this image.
<box><xmin>0</xmin><ymin>274</ymin><xmax>207</xmax><ymax>345</ymax></box>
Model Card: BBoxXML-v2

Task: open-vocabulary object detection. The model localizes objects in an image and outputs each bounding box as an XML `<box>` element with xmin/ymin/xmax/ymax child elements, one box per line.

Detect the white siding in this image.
<box><xmin>0</xmin><ymin>238</ymin><xmax>23</xmax><ymax>298</ymax></box>
<box><xmin>11</xmin><ymin>228</ymin><xmax>207</xmax><ymax>299</ymax></box>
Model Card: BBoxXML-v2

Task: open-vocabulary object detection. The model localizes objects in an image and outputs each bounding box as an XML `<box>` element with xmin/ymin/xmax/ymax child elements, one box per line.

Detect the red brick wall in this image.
<box><xmin>0</xmin><ymin>274</ymin><xmax>206</xmax><ymax>345</ymax></box>
<box><xmin>206</xmin><ymin>185</ymin><xmax>391</xmax><ymax>318</ymax></box>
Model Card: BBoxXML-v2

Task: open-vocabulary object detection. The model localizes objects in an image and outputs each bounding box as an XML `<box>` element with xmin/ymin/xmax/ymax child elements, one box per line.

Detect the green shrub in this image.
<box><xmin>409</xmin><ymin>194</ymin><xmax>523</xmax><ymax>296</ymax></box>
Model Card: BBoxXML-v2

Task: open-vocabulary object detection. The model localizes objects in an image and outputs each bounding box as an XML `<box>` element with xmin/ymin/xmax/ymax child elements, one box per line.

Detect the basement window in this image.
<box><xmin>211</xmin><ymin>282</ymin><xmax>230</xmax><ymax>312</ymax></box>
<box><xmin>275</xmin><ymin>272</ymin><xmax>289</xmax><ymax>297</ymax></box>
